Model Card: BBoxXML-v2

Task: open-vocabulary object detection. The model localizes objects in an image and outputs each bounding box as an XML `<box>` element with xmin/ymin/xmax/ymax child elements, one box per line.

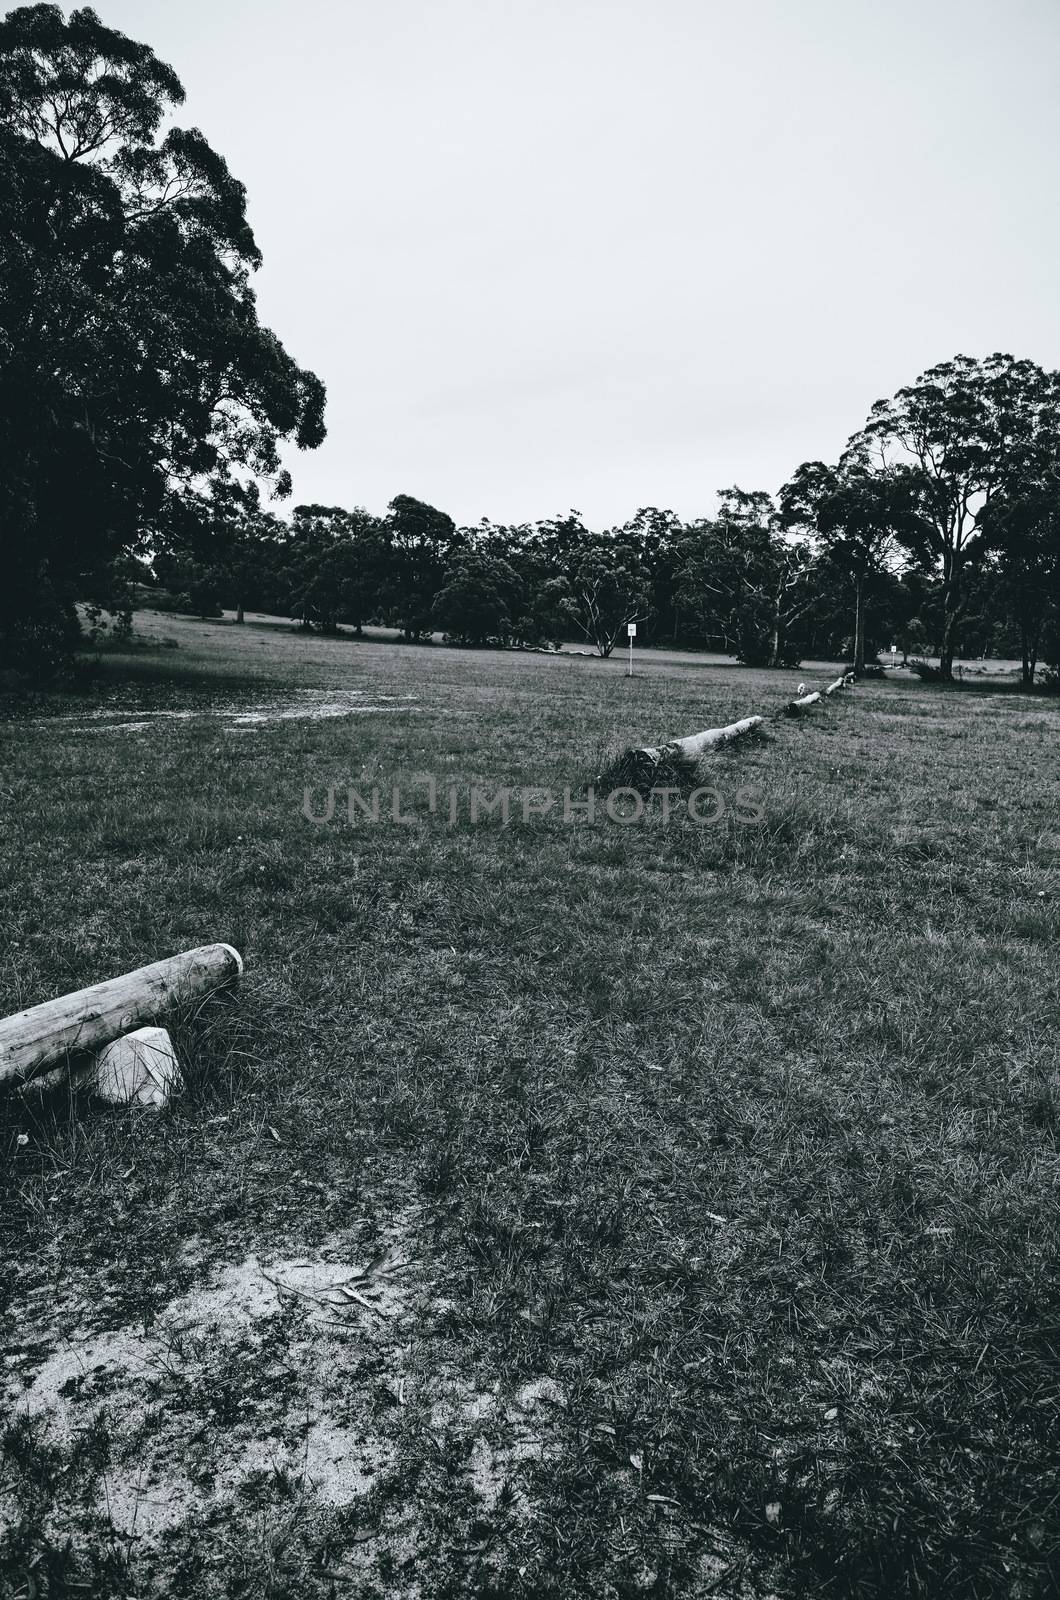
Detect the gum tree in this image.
<box><xmin>980</xmin><ymin>464</ymin><xmax>1060</xmax><ymax>684</ymax></box>
<box><xmin>675</xmin><ymin>490</ymin><xmax>818</xmax><ymax>667</ymax></box>
<box><xmin>558</xmin><ymin>537</ymin><xmax>649</xmax><ymax>657</ymax></box>
<box><xmin>780</xmin><ymin>460</ymin><xmax>927</xmax><ymax>672</ymax></box>
<box><xmin>845</xmin><ymin>354</ymin><xmax>1059</xmax><ymax>680</ymax></box>
<box><xmin>0</xmin><ymin>4</ymin><xmax>325</xmax><ymax>668</ymax></box>
<box><xmin>385</xmin><ymin>494</ymin><xmax>463</xmax><ymax>640</ymax></box>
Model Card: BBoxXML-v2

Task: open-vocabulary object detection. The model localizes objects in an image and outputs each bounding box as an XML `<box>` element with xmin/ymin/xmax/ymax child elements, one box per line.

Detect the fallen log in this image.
<box><xmin>655</xmin><ymin>715</ymin><xmax>765</xmax><ymax>762</ymax></box>
<box><xmin>602</xmin><ymin>715</ymin><xmax>765</xmax><ymax>789</ymax></box>
<box><xmin>784</xmin><ymin>690</ymin><xmax>822</xmax><ymax>716</ymax></box>
<box><xmin>0</xmin><ymin>943</ymin><xmax>243</xmax><ymax>1089</ymax></box>
<box><xmin>823</xmin><ymin>672</ymin><xmax>855</xmax><ymax>696</ymax></box>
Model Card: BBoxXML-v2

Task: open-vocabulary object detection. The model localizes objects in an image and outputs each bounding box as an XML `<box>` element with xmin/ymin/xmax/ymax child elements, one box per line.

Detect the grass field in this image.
<box><xmin>1</xmin><ymin>612</ymin><xmax>1059</xmax><ymax>1600</ymax></box>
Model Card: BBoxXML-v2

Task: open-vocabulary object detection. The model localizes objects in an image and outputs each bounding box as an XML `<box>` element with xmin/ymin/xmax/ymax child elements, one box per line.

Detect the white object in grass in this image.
<box><xmin>92</xmin><ymin>1027</ymin><xmax>183</xmax><ymax>1109</ymax></box>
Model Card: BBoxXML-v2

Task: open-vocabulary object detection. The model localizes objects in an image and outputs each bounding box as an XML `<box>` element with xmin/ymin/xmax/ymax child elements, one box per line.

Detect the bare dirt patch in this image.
<box><xmin>1</xmin><ymin>1206</ymin><xmax>574</xmax><ymax>1596</ymax></box>
<box><xmin>2</xmin><ymin>1226</ymin><xmax>418</xmax><ymax>1562</ymax></box>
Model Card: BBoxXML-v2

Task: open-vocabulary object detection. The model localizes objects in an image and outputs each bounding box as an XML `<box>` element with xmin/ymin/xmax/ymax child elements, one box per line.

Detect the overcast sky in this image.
<box><xmin>100</xmin><ymin>0</ymin><xmax>1060</xmax><ymax>529</ymax></box>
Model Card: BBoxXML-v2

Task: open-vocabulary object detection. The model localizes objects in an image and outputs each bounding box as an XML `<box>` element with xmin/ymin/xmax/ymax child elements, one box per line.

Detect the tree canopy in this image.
<box><xmin>0</xmin><ymin>3</ymin><xmax>325</xmax><ymax>667</ymax></box>
<box><xmin>844</xmin><ymin>354</ymin><xmax>1060</xmax><ymax>678</ymax></box>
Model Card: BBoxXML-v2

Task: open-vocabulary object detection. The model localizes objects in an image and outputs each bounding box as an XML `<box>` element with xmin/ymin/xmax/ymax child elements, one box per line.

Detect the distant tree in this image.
<box><xmin>183</xmin><ymin>477</ymin><xmax>284</xmax><ymax>623</ymax></box>
<box><xmin>804</xmin><ymin>558</ymin><xmax>918</xmax><ymax>663</ymax></box>
<box><xmin>780</xmin><ymin>460</ymin><xmax>926</xmax><ymax>671</ymax></box>
<box><xmin>284</xmin><ymin>506</ymin><xmax>352</xmax><ymax>632</ymax></box>
<box><xmin>282</xmin><ymin>505</ymin><xmax>386</xmax><ymax>633</ymax></box>
<box><xmin>0</xmin><ymin>4</ymin><xmax>325</xmax><ymax>671</ymax></box>
<box><xmin>674</xmin><ymin>521</ymin><xmax>748</xmax><ymax>654</ymax></box>
<box><xmin>980</xmin><ymin>466</ymin><xmax>1060</xmax><ymax>684</ymax></box>
<box><xmin>464</xmin><ymin>520</ymin><xmax>555</xmax><ymax>644</ymax></box>
<box><xmin>386</xmin><ymin>494</ymin><xmax>462</xmax><ymax>640</ymax></box>
<box><xmin>558</xmin><ymin>537</ymin><xmax>649</xmax><ymax>656</ymax></box>
<box><xmin>890</xmin><ymin>571</ymin><xmax>942</xmax><ymax>663</ymax></box>
<box><xmin>152</xmin><ymin>550</ymin><xmax>224</xmax><ymax>617</ymax></box>
<box><xmin>472</xmin><ymin>517</ymin><xmax>583</xmax><ymax>645</ymax></box>
<box><xmin>675</xmin><ymin>490</ymin><xmax>817</xmax><ymax>667</ymax></box>
<box><xmin>845</xmin><ymin>354</ymin><xmax>1060</xmax><ymax>680</ymax></box>
<box><xmin>432</xmin><ymin>551</ymin><xmax>522</xmax><ymax>645</ymax></box>
<box><xmin>227</xmin><ymin>509</ymin><xmax>288</xmax><ymax>625</ymax></box>
<box><xmin>516</xmin><ymin>578</ymin><xmax>572</xmax><ymax>647</ymax></box>
<box><xmin>612</xmin><ymin>507</ymin><xmax>685</xmax><ymax>641</ymax></box>
<box><xmin>534</xmin><ymin>510</ymin><xmax>590</xmax><ymax>571</ymax></box>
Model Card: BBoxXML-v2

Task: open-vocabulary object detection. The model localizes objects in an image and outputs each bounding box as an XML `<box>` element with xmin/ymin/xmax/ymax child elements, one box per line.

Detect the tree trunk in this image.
<box><xmin>939</xmin><ymin>608</ymin><xmax>960</xmax><ymax>682</ymax></box>
<box><xmin>853</xmin><ymin>575</ymin><xmax>865</xmax><ymax>674</ymax></box>
<box><xmin>1020</xmin><ymin>615</ymin><xmax>1042</xmax><ymax>687</ymax></box>
<box><xmin>236</xmin><ymin>603</ymin><xmax>245</xmax><ymax>624</ymax></box>
<box><xmin>768</xmin><ymin>611</ymin><xmax>781</xmax><ymax>669</ymax></box>
<box><xmin>0</xmin><ymin>943</ymin><xmax>243</xmax><ymax>1089</ymax></box>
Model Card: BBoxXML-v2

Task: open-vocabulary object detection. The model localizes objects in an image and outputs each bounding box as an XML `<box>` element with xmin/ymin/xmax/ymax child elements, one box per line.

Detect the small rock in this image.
<box><xmin>92</xmin><ymin>1027</ymin><xmax>183</xmax><ymax>1109</ymax></box>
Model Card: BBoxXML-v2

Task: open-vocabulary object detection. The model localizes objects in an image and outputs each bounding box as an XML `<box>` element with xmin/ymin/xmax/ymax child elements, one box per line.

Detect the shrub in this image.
<box><xmin>0</xmin><ymin>589</ymin><xmax>81</xmax><ymax>681</ymax></box>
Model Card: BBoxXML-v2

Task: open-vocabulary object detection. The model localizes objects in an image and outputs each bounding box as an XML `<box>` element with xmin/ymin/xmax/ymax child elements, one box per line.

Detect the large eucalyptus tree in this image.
<box><xmin>0</xmin><ymin>4</ymin><xmax>326</xmax><ymax>667</ymax></box>
<box><xmin>845</xmin><ymin>354</ymin><xmax>1060</xmax><ymax>679</ymax></box>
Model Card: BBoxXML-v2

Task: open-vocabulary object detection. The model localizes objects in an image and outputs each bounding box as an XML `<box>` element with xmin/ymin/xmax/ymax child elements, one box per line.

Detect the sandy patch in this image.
<box><xmin>1</xmin><ymin>1213</ymin><xmax>575</xmax><ymax>1596</ymax></box>
<box><xmin>429</xmin><ymin>1371</ymin><xmax>567</xmax><ymax>1514</ymax></box>
<box><xmin>2</xmin><ymin>1237</ymin><xmax>417</xmax><ymax>1547</ymax></box>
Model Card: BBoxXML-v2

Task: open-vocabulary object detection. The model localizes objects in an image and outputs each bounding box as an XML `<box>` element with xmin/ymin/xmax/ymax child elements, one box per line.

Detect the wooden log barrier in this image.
<box><xmin>604</xmin><ymin>715</ymin><xmax>765</xmax><ymax>788</ymax></box>
<box><xmin>784</xmin><ymin>690</ymin><xmax>822</xmax><ymax>716</ymax></box>
<box><xmin>0</xmin><ymin>943</ymin><xmax>243</xmax><ymax>1089</ymax></box>
<box><xmin>648</xmin><ymin>715</ymin><xmax>766</xmax><ymax>764</ymax></box>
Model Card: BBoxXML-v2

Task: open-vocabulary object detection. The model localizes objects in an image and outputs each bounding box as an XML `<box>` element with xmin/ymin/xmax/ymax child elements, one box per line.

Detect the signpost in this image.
<box><xmin>627</xmin><ymin>621</ymin><xmax>637</xmax><ymax>677</ymax></box>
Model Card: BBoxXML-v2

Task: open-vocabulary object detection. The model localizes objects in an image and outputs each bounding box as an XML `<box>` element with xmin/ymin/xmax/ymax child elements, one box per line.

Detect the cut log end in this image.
<box><xmin>784</xmin><ymin>691</ymin><xmax>822</xmax><ymax>717</ymax></box>
<box><xmin>218</xmin><ymin>942</ymin><xmax>244</xmax><ymax>979</ymax></box>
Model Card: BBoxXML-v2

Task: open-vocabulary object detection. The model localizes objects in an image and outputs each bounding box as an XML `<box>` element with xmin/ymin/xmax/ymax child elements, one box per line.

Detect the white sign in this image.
<box><xmin>890</xmin><ymin>643</ymin><xmax>897</xmax><ymax>654</ymax></box>
<box><xmin>627</xmin><ymin>622</ymin><xmax>637</xmax><ymax>637</ymax></box>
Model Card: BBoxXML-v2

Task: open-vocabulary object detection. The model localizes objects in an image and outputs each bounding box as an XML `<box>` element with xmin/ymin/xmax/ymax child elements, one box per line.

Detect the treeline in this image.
<box><xmin>149</xmin><ymin>488</ymin><xmax>927</xmax><ymax>668</ymax></box>
<box><xmin>151</xmin><ymin>350</ymin><xmax>1060</xmax><ymax>685</ymax></box>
